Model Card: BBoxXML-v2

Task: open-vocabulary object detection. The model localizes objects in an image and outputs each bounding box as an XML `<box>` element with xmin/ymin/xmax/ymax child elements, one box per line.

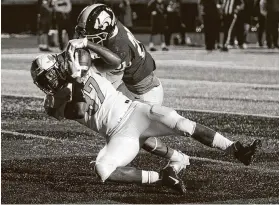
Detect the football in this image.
<box><xmin>75</xmin><ymin>48</ymin><xmax>92</xmax><ymax>67</ymax></box>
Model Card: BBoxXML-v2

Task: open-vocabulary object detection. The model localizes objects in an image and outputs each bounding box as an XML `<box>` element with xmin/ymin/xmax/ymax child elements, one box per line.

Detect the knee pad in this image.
<box><xmin>149</xmin><ymin>105</ymin><xmax>181</xmax><ymax>129</ymax></box>
<box><xmin>95</xmin><ymin>161</ymin><xmax>117</xmax><ymax>182</ymax></box>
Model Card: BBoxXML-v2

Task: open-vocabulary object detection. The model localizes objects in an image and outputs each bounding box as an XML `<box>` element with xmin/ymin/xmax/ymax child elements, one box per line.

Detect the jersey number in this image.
<box><xmin>84</xmin><ymin>76</ymin><xmax>105</xmax><ymax>116</ymax></box>
<box><xmin>124</xmin><ymin>26</ymin><xmax>145</xmax><ymax>58</ymax></box>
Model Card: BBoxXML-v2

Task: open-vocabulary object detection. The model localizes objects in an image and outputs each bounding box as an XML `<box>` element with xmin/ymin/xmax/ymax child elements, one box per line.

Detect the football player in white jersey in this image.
<box><xmin>30</xmin><ymin>40</ymin><xmax>261</xmax><ymax>194</ymax></box>
<box><xmin>73</xmin><ymin>3</ymin><xmax>191</xmax><ymax>177</ymax></box>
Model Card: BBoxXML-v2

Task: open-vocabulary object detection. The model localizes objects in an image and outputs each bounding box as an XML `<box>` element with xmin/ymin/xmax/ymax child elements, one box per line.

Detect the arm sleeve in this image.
<box><xmin>43</xmin><ymin>94</ymin><xmax>67</xmax><ymax>121</ymax></box>
<box><xmin>86</xmin><ymin>41</ymin><xmax>122</xmax><ymax>71</ymax></box>
<box><xmin>43</xmin><ymin>85</ymin><xmax>72</xmax><ymax>120</ymax></box>
<box><xmin>97</xmin><ymin>41</ymin><xmax>131</xmax><ymax>73</ymax></box>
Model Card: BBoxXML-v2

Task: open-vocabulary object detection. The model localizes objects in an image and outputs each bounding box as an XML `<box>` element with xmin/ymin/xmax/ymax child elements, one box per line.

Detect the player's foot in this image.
<box><xmin>239</xmin><ymin>43</ymin><xmax>248</xmax><ymax>49</ymax></box>
<box><xmin>160</xmin><ymin>167</ymin><xmax>186</xmax><ymax>194</ymax></box>
<box><xmin>234</xmin><ymin>139</ymin><xmax>262</xmax><ymax>166</ymax></box>
<box><xmin>220</xmin><ymin>46</ymin><xmax>229</xmax><ymax>52</ymax></box>
<box><xmin>39</xmin><ymin>47</ymin><xmax>51</xmax><ymax>52</ymax></box>
<box><xmin>166</xmin><ymin>151</ymin><xmax>190</xmax><ymax>174</ymax></box>
<box><xmin>162</xmin><ymin>47</ymin><xmax>169</xmax><ymax>51</ymax></box>
<box><xmin>150</xmin><ymin>47</ymin><xmax>157</xmax><ymax>51</ymax></box>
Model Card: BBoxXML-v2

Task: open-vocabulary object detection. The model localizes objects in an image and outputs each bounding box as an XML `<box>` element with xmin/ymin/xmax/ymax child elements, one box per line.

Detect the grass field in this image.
<box><xmin>1</xmin><ymin>35</ymin><xmax>279</xmax><ymax>204</ymax></box>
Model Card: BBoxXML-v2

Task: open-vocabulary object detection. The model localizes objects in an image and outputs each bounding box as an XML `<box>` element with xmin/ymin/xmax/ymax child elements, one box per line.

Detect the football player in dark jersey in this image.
<box><xmin>72</xmin><ymin>4</ymin><xmax>192</xmax><ymax>182</ymax></box>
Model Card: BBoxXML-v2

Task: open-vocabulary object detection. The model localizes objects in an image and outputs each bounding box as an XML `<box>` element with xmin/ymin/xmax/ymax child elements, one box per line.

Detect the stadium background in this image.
<box><xmin>2</xmin><ymin>0</ymin><xmax>199</xmax><ymax>34</ymax></box>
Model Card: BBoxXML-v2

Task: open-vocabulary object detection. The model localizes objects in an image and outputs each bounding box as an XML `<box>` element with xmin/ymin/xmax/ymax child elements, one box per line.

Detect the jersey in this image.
<box><xmin>105</xmin><ymin>21</ymin><xmax>157</xmax><ymax>94</ymax></box>
<box><xmin>76</xmin><ymin>68</ymin><xmax>132</xmax><ymax>136</ymax></box>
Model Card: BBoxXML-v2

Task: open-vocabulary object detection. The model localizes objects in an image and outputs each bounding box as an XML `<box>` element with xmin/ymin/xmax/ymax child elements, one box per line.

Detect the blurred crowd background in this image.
<box><xmin>2</xmin><ymin>0</ymin><xmax>279</xmax><ymax>51</ymax></box>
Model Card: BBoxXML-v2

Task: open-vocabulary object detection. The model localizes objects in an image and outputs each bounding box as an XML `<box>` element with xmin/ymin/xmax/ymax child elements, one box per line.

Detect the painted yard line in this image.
<box><xmin>1</xmin><ymin>130</ymin><xmax>94</xmax><ymax>148</ymax></box>
<box><xmin>2</xmin><ymin>69</ymin><xmax>279</xmax><ymax>88</ymax></box>
<box><xmin>191</xmin><ymin>156</ymin><xmax>279</xmax><ymax>174</ymax></box>
<box><xmin>156</xmin><ymin>60</ymin><xmax>279</xmax><ymax>71</ymax></box>
<box><xmin>2</xmin><ymin>93</ymin><xmax>279</xmax><ymax>119</ymax></box>
<box><xmin>161</xmin><ymin>78</ymin><xmax>279</xmax><ymax>88</ymax></box>
<box><xmin>2</xmin><ymin>54</ymin><xmax>278</xmax><ymax>71</ymax></box>
<box><xmin>2</xmin><ymin>93</ymin><xmax>44</xmax><ymax>99</ymax></box>
<box><xmin>176</xmin><ymin>107</ymin><xmax>279</xmax><ymax>119</ymax></box>
<box><xmin>2</xmin><ymin>130</ymin><xmax>279</xmax><ymax>175</ymax></box>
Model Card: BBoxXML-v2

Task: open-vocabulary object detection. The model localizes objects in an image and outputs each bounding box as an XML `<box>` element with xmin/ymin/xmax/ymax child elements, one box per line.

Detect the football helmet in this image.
<box><xmin>30</xmin><ymin>54</ymin><xmax>69</xmax><ymax>95</ymax></box>
<box><xmin>75</xmin><ymin>4</ymin><xmax>116</xmax><ymax>45</ymax></box>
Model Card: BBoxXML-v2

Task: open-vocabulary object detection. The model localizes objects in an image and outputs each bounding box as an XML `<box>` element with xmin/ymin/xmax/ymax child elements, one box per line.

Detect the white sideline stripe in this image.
<box><xmin>3</xmin><ymin>69</ymin><xmax>279</xmax><ymax>89</ymax></box>
<box><xmin>2</xmin><ymin>93</ymin><xmax>279</xmax><ymax>119</ymax></box>
<box><xmin>3</xmin><ymin>93</ymin><xmax>44</xmax><ymax>99</ymax></box>
<box><xmin>1</xmin><ymin>130</ymin><xmax>94</xmax><ymax>147</ymax></box>
<box><xmin>156</xmin><ymin>60</ymin><xmax>279</xmax><ymax>71</ymax></box>
<box><xmin>1</xmin><ymin>53</ymin><xmax>278</xmax><ymax>71</ymax></box>
<box><xmin>176</xmin><ymin>107</ymin><xmax>279</xmax><ymax>119</ymax></box>
<box><xmin>191</xmin><ymin>156</ymin><xmax>279</xmax><ymax>174</ymax></box>
<box><xmin>2</xmin><ymin>130</ymin><xmax>61</xmax><ymax>141</ymax></box>
<box><xmin>2</xmin><ymin>130</ymin><xmax>279</xmax><ymax>175</ymax></box>
<box><xmin>161</xmin><ymin>78</ymin><xmax>279</xmax><ymax>88</ymax></box>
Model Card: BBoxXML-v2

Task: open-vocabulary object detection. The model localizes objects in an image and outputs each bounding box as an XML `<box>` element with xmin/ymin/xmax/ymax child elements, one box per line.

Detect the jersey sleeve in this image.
<box><xmin>43</xmin><ymin>85</ymin><xmax>72</xmax><ymax>120</ymax></box>
<box><xmin>109</xmin><ymin>41</ymin><xmax>132</xmax><ymax>72</ymax></box>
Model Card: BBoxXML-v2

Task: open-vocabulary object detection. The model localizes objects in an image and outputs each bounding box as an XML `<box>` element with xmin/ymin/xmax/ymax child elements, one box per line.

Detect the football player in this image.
<box><xmin>30</xmin><ymin>46</ymin><xmax>261</xmax><ymax>194</ymax></box>
<box><xmin>72</xmin><ymin>3</ymin><xmax>190</xmax><ymax>176</ymax></box>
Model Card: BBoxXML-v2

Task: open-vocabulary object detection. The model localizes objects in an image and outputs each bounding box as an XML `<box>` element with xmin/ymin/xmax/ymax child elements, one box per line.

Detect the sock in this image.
<box><xmin>149</xmin><ymin>42</ymin><xmax>154</xmax><ymax>48</ymax></box>
<box><xmin>161</xmin><ymin>42</ymin><xmax>166</xmax><ymax>48</ymax></box>
<box><xmin>212</xmin><ymin>132</ymin><xmax>234</xmax><ymax>151</ymax></box>
<box><xmin>170</xmin><ymin>150</ymin><xmax>182</xmax><ymax>162</ymax></box>
<box><xmin>169</xmin><ymin>151</ymin><xmax>190</xmax><ymax>173</ymax></box>
<box><xmin>141</xmin><ymin>171</ymin><xmax>160</xmax><ymax>184</ymax></box>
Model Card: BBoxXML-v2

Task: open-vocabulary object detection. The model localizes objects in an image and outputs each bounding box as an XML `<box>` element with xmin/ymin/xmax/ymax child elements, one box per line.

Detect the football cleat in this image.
<box><xmin>162</xmin><ymin>47</ymin><xmax>169</xmax><ymax>51</ymax></box>
<box><xmin>149</xmin><ymin>47</ymin><xmax>157</xmax><ymax>52</ymax></box>
<box><xmin>160</xmin><ymin>167</ymin><xmax>186</xmax><ymax>195</ymax></box>
<box><xmin>166</xmin><ymin>151</ymin><xmax>190</xmax><ymax>174</ymax></box>
<box><xmin>234</xmin><ymin>139</ymin><xmax>262</xmax><ymax>166</ymax></box>
<box><xmin>220</xmin><ymin>46</ymin><xmax>229</xmax><ymax>52</ymax></box>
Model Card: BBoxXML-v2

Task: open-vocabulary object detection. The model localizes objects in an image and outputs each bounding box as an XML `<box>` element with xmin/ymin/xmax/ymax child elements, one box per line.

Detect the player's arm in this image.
<box><xmin>43</xmin><ymin>82</ymin><xmax>86</xmax><ymax>121</ymax></box>
<box><xmin>65</xmin><ymin>48</ymin><xmax>92</xmax><ymax>120</ymax></box>
<box><xmin>43</xmin><ymin>85</ymin><xmax>72</xmax><ymax>121</ymax></box>
<box><xmin>86</xmin><ymin>41</ymin><xmax>122</xmax><ymax>72</ymax></box>
<box><xmin>66</xmin><ymin>38</ymin><xmax>121</xmax><ymax>72</ymax></box>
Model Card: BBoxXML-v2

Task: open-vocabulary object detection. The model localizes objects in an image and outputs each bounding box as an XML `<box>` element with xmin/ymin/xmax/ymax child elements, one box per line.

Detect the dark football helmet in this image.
<box><xmin>30</xmin><ymin>54</ymin><xmax>69</xmax><ymax>95</ymax></box>
<box><xmin>75</xmin><ymin>4</ymin><xmax>117</xmax><ymax>45</ymax></box>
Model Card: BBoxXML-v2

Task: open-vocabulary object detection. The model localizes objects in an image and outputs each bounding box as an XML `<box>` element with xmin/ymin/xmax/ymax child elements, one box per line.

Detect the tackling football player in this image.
<box><xmin>30</xmin><ymin>46</ymin><xmax>261</xmax><ymax>194</ymax></box>
<box><xmin>72</xmin><ymin>3</ymin><xmax>190</xmax><ymax>177</ymax></box>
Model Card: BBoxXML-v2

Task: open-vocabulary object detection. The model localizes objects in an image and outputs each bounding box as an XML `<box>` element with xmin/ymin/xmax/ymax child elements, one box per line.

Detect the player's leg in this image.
<box><xmin>38</xmin><ymin>23</ymin><xmax>50</xmax><ymax>51</ymax></box>
<box><xmin>94</xmin><ymin>104</ymin><xmax>186</xmax><ymax>194</ymax></box>
<box><xmin>143</xmin><ymin>105</ymin><xmax>261</xmax><ymax>166</ymax></box>
<box><xmin>149</xmin><ymin>23</ymin><xmax>157</xmax><ymax>51</ymax></box>
<box><xmin>94</xmin><ymin>136</ymin><xmax>158</xmax><ymax>184</ymax></box>
<box><xmin>124</xmin><ymin>82</ymin><xmax>189</xmax><ymax>174</ymax></box>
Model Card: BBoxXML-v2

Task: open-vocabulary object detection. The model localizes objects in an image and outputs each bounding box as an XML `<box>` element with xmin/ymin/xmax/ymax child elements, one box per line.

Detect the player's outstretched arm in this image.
<box><xmin>66</xmin><ymin>38</ymin><xmax>121</xmax><ymax>72</ymax></box>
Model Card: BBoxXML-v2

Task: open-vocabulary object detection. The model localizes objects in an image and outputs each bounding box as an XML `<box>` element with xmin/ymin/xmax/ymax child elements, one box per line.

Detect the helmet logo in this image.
<box><xmin>94</xmin><ymin>10</ymin><xmax>114</xmax><ymax>31</ymax></box>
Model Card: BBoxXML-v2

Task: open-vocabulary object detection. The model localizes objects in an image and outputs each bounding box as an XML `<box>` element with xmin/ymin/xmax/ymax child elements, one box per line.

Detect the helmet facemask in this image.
<box><xmin>75</xmin><ymin>26</ymin><xmax>108</xmax><ymax>45</ymax></box>
<box><xmin>31</xmin><ymin>55</ymin><xmax>69</xmax><ymax>95</ymax></box>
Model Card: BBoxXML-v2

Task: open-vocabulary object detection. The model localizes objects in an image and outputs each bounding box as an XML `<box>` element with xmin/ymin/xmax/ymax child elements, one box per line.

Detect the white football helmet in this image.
<box><xmin>30</xmin><ymin>54</ymin><xmax>69</xmax><ymax>94</ymax></box>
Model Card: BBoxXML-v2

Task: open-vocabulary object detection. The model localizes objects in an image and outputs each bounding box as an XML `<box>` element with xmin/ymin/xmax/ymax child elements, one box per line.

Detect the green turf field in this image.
<box><xmin>1</xmin><ymin>36</ymin><xmax>279</xmax><ymax>204</ymax></box>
